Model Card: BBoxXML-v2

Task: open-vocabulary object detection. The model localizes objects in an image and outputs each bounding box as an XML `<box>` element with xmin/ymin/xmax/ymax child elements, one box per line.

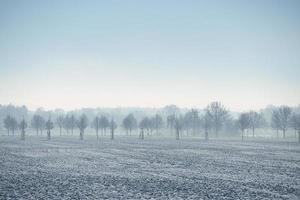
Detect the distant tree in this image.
<box><xmin>153</xmin><ymin>114</ymin><xmax>163</xmax><ymax>135</ymax></box>
<box><xmin>248</xmin><ymin>111</ymin><xmax>265</xmax><ymax>137</ymax></box>
<box><xmin>77</xmin><ymin>114</ymin><xmax>88</xmax><ymax>140</ymax></box>
<box><xmin>56</xmin><ymin>115</ymin><xmax>64</xmax><ymax>136</ymax></box>
<box><xmin>167</xmin><ymin>114</ymin><xmax>176</xmax><ymax>134</ymax></box>
<box><xmin>70</xmin><ymin>115</ymin><xmax>76</xmax><ymax>135</ymax></box>
<box><xmin>277</xmin><ymin>106</ymin><xmax>292</xmax><ymax>138</ymax></box>
<box><xmin>92</xmin><ymin>116</ymin><xmax>100</xmax><ymax>140</ymax></box>
<box><xmin>139</xmin><ymin>117</ymin><xmax>149</xmax><ymax>140</ymax></box>
<box><xmin>109</xmin><ymin>119</ymin><xmax>117</xmax><ymax>140</ymax></box>
<box><xmin>63</xmin><ymin>115</ymin><xmax>71</xmax><ymax>135</ymax></box>
<box><xmin>202</xmin><ymin>111</ymin><xmax>212</xmax><ymax>141</ymax></box>
<box><xmin>10</xmin><ymin>117</ymin><xmax>18</xmax><ymax>136</ymax></box>
<box><xmin>39</xmin><ymin>117</ymin><xmax>45</xmax><ymax>135</ymax></box>
<box><xmin>45</xmin><ymin>117</ymin><xmax>54</xmax><ymax>140</ymax></box>
<box><xmin>149</xmin><ymin>117</ymin><xmax>155</xmax><ymax>135</ymax></box>
<box><xmin>289</xmin><ymin>113</ymin><xmax>299</xmax><ymax>136</ymax></box>
<box><xmin>31</xmin><ymin>115</ymin><xmax>39</xmax><ymax>135</ymax></box>
<box><xmin>206</xmin><ymin>102</ymin><xmax>228</xmax><ymax>137</ymax></box>
<box><xmin>237</xmin><ymin>113</ymin><xmax>250</xmax><ymax>141</ymax></box>
<box><xmin>174</xmin><ymin>116</ymin><xmax>183</xmax><ymax>140</ymax></box>
<box><xmin>271</xmin><ymin>110</ymin><xmax>281</xmax><ymax>137</ymax></box>
<box><xmin>122</xmin><ymin>114</ymin><xmax>137</xmax><ymax>135</ymax></box>
<box><xmin>31</xmin><ymin>114</ymin><xmax>45</xmax><ymax>136</ymax></box>
<box><xmin>142</xmin><ymin>117</ymin><xmax>151</xmax><ymax>135</ymax></box>
<box><xmin>191</xmin><ymin>109</ymin><xmax>199</xmax><ymax>136</ymax></box>
<box><xmin>19</xmin><ymin>118</ymin><xmax>27</xmax><ymax>140</ymax></box>
<box><xmin>4</xmin><ymin>115</ymin><xmax>12</xmax><ymax>135</ymax></box>
<box><xmin>289</xmin><ymin>113</ymin><xmax>300</xmax><ymax>142</ymax></box>
<box><xmin>183</xmin><ymin>112</ymin><xmax>192</xmax><ymax>136</ymax></box>
<box><xmin>99</xmin><ymin>116</ymin><xmax>109</xmax><ymax>135</ymax></box>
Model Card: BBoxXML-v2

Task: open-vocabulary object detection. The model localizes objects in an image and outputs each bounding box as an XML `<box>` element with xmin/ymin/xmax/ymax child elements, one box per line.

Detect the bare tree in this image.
<box><xmin>290</xmin><ymin>113</ymin><xmax>300</xmax><ymax>142</ymax></box>
<box><xmin>278</xmin><ymin>106</ymin><xmax>292</xmax><ymax>138</ymax></box>
<box><xmin>99</xmin><ymin>116</ymin><xmax>109</xmax><ymax>135</ymax></box>
<box><xmin>31</xmin><ymin>114</ymin><xmax>45</xmax><ymax>136</ymax></box>
<box><xmin>202</xmin><ymin>111</ymin><xmax>212</xmax><ymax>141</ymax></box>
<box><xmin>45</xmin><ymin>117</ymin><xmax>54</xmax><ymax>140</ymax></box>
<box><xmin>237</xmin><ymin>113</ymin><xmax>250</xmax><ymax>142</ymax></box>
<box><xmin>248</xmin><ymin>111</ymin><xmax>265</xmax><ymax>137</ymax></box>
<box><xmin>183</xmin><ymin>112</ymin><xmax>192</xmax><ymax>136</ymax></box>
<box><xmin>10</xmin><ymin>117</ymin><xmax>18</xmax><ymax>136</ymax></box>
<box><xmin>19</xmin><ymin>118</ymin><xmax>27</xmax><ymax>140</ymax></box>
<box><xmin>153</xmin><ymin>114</ymin><xmax>163</xmax><ymax>135</ymax></box>
<box><xmin>139</xmin><ymin>117</ymin><xmax>149</xmax><ymax>140</ymax></box>
<box><xmin>4</xmin><ymin>115</ymin><xmax>12</xmax><ymax>135</ymax></box>
<box><xmin>77</xmin><ymin>114</ymin><xmax>88</xmax><ymax>140</ymax></box>
<box><xmin>63</xmin><ymin>115</ymin><xmax>71</xmax><ymax>135</ymax></box>
<box><xmin>174</xmin><ymin>116</ymin><xmax>183</xmax><ymax>140</ymax></box>
<box><xmin>122</xmin><ymin>114</ymin><xmax>137</xmax><ymax>135</ymax></box>
<box><xmin>271</xmin><ymin>110</ymin><xmax>281</xmax><ymax>138</ymax></box>
<box><xmin>191</xmin><ymin>109</ymin><xmax>199</xmax><ymax>136</ymax></box>
<box><xmin>70</xmin><ymin>115</ymin><xmax>76</xmax><ymax>135</ymax></box>
<box><xmin>56</xmin><ymin>115</ymin><xmax>64</xmax><ymax>136</ymax></box>
<box><xmin>109</xmin><ymin>119</ymin><xmax>117</xmax><ymax>140</ymax></box>
<box><xmin>289</xmin><ymin>113</ymin><xmax>299</xmax><ymax>137</ymax></box>
<box><xmin>39</xmin><ymin>117</ymin><xmax>45</xmax><ymax>135</ymax></box>
<box><xmin>206</xmin><ymin>102</ymin><xmax>228</xmax><ymax>137</ymax></box>
<box><xmin>149</xmin><ymin>117</ymin><xmax>155</xmax><ymax>135</ymax></box>
<box><xmin>92</xmin><ymin>116</ymin><xmax>100</xmax><ymax>140</ymax></box>
<box><xmin>167</xmin><ymin>114</ymin><xmax>176</xmax><ymax>134</ymax></box>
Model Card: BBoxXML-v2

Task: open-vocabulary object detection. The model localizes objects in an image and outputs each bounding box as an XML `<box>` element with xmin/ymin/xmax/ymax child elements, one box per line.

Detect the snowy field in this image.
<box><xmin>0</xmin><ymin>136</ymin><xmax>299</xmax><ymax>199</ymax></box>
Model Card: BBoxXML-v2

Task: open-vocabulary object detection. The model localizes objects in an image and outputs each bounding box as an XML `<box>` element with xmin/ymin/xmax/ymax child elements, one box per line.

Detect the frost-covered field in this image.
<box><xmin>0</xmin><ymin>136</ymin><xmax>299</xmax><ymax>199</ymax></box>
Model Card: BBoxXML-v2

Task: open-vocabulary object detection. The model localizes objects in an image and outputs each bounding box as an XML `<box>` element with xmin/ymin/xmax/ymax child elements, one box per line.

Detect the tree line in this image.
<box><xmin>2</xmin><ymin>102</ymin><xmax>300</xmax><ymax>142</ymax></box>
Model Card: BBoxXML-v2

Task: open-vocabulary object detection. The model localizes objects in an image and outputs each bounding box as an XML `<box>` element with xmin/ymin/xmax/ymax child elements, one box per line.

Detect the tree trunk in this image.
<box><xmin>36</xmin><ymin>128</ymin><xmax>38</xmax><ymax>136</ymax></box>
<box><xmin>7</xmin><ymin>129</ymin><xmax>9</xmax><ymax>136</ymax></box>
<box><xmin>139</xmin><ymin>129</ymin><xmax>144</xmax><ymax>140</ymax></box>
<box><xmin>47</xmin><ymin>130</ymin><xmax>51</xmax><ymax>140</ymax></box>
<box><xmin>80</xmin><ymin>130</ymin><xmax>83</xmax><ymax>140</ymax></box>
<box><xmin>96</xmin><ymin>128</ymin><xmax>99</xmax><ymax>140</ymax></box>
<box><xmin>205</xmin><ymin>130</ymin><xmax>208</xmax><ymax>141</ymax></box>
<box><xmin>283</xmin><ymin>129</ymin><xmax>286</xmax><ymax>138</ymax></box>
<box><xmin>252</xmin><ymin>127</ymin><xmax>255</xmax><ymax>137</ymax></box>
<box><xmin>298</xmin><ymin>131</ymin><xmax>300</xmax><ymax>143</ymax></box>
<box><xmin>242</xmin><ymin>130</ymin><xmax>244</xmax><ymax>142</ymax></box>
<box><xmin>111</xmin><ymin>129</ymin><xmax>114</xmax><ymax>140</ymax></box>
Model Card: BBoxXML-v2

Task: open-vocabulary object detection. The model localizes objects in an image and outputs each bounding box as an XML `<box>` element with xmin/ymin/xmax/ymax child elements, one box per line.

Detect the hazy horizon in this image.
<box><xmin>1</xmin><ymin>0</ymin><xmax>299</xmax><ymax>112</ymax></box>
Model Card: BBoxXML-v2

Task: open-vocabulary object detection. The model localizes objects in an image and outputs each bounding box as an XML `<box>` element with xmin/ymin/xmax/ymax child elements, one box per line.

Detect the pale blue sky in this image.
<box><xmin>0</xmin><ymin>0</ymin><xmax>299</xmax><ymax>111</ymax></box>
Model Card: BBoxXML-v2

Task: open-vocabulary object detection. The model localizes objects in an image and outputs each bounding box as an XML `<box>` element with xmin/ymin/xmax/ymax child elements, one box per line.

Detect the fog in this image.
<box><xmin>1</xmin><ymin>0</ymin><xmax>300</xmax><ymax>199</ymax></box>
<box><xmin>1</xmin><ymin>103</ymin><xmax>300</xmax><ymax>140</ymax></box>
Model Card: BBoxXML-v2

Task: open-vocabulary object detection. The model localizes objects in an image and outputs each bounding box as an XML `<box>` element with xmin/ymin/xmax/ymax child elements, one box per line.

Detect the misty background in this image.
<box><xmin>1</xmin><ymin>103</ymin><xmax>300</xmax><ymax>139</ymax></box>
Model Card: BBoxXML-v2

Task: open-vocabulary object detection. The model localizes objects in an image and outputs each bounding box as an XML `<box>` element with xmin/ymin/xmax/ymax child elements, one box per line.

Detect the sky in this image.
<box><xmin>0</xmin><ymin>0</ymin><xmax>299</xmax><ymax>112</ymax></box>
